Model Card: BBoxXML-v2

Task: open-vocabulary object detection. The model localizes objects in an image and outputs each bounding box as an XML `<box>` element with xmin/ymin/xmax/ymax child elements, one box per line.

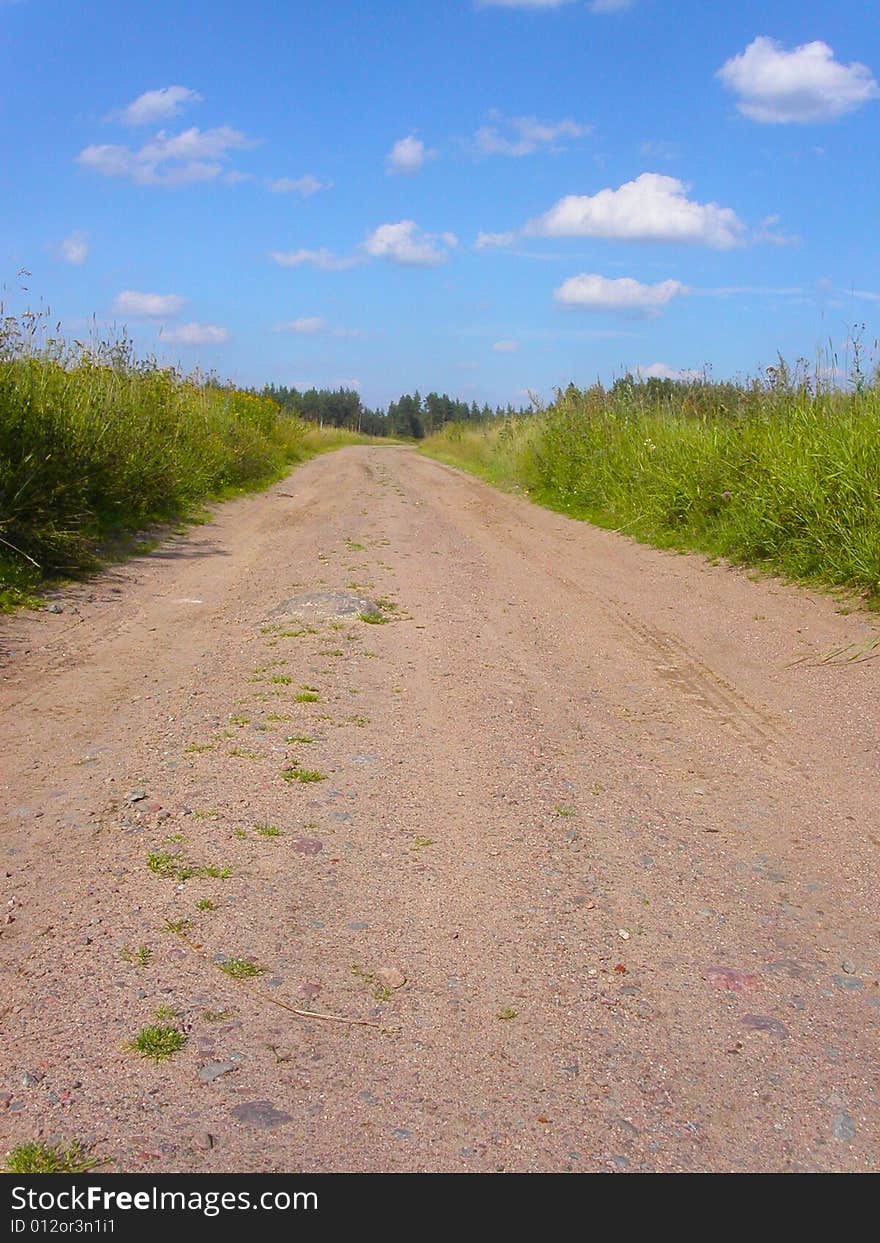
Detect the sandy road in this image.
<box><xmin>1</xmin><ymin>444</ymin><xmax>879</xmax><ymax>1172</ymax></box>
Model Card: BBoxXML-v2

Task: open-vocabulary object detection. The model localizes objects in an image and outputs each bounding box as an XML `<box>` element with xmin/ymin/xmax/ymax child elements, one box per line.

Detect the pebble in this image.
<box><xmin>198</xmin><ymin>1062</ymin><xmax>238</xmax><ymax>1083</ymax></box>
<box><xmin>293</xmin><ymin>838</ymin><xmax>323</xmax><ymax>855</ymax></box>
<box><xmin>192</xmin><ymin>1132</ymin><xmax>215</xmax><ymax>1151</ymax></box>
<box><xmin>126</xmin><ymin>791</ymin><xmax>147</xmax><ymax>804</ymax></box>
<box><xmin>46</xmin><ymin>603</ymin><xmax>63</xmax><ymax>614</ymax></box>
<box><xmin>376</xmin><ymin>965</ymin><xmax>407</xmax><ymax>991</ymax></box>
<box><xmin>833</xmin><ymin>1111</ymin><xmax>856</xmax><ymax>1142</ymax></box>
<box><xmin>832</xmin><ymin>975</ymin><xmax>864</xmax><ymax>991</ymax></box>
<box><xmin>706</xmin><ymin>966</ymin><xmax>760</xmax><ymax>993</ymax></box>
<box><xmin>741</xmin><ymin>1014</ymin><xmax>788</xmax><ymax>1037</ymax></box>
<box><xmin>230</xmin><ymin>1100</ymin><xmax>293</xmax><ymax>1129</ymax></box>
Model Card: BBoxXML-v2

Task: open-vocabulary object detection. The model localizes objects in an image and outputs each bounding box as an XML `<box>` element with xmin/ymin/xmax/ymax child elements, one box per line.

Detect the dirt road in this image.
<box><xmin>2</xmin><ymin>445</ymin><xmax>879</xmax><ymax>1172</ymax></box>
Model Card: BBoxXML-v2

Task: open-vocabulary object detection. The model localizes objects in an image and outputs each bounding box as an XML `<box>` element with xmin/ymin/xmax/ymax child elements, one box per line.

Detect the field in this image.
<box><xmin>0</xmin><ymin>314</ymin><xmax>368</xmax><ymax>609</ymax></box>
<box><xmin>421</xmin><ymin>369</ymin><xmax>880</xmax><ymax>606</ymax></box>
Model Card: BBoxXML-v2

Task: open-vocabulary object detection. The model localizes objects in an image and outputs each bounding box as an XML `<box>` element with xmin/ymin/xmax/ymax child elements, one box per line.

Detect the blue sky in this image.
<box><xmin>2</xmin><ymin>0</ymin><xmax>878</xmax><ymax>407</ymax></box>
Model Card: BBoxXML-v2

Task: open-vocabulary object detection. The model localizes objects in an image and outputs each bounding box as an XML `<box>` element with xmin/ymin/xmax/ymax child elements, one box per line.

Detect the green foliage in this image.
<box><xmin>422</xmin><ymin>367</ymin><xmax>880</xmax><ymax>604</ymax></box>
<box><xmin>4</xmin><ymin>1141</ymin><xmax>97</xmax><ymax>1174</ymax></box>
<box><xmin>130</xmin><ymin>1024</ymin><xmax>186</xmax><ymax>1062</ymax></box>
<box><xmin>0</xmin><ymin>311</ymin><xmax>364</xmax><ymax>605</ymax></box>
<box><xmin>220</xmin><ymin>958</ymin><xmax>265</xmax><ymax>979</ymax></box>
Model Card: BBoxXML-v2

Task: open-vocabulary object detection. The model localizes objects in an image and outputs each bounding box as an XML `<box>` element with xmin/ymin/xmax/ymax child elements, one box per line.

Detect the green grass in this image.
<box><xmin>220</xmin><ymin>957</ymin><xmax>266</xmax><ymax>980</ymax></box>
<box><xmin>255</xmin><ymin>822</ymin><xmax>281</xmax><ymax>837</ymax></box>
<box><xmin>4</xmin><ymin>1141</ymin><xmax>98</xmax><ymax>1174</ymax></box>
<box><xmin>281</xmin><ymin>765</ymin><xmax>326</xmax><ymax>783</ymax></box>
<box><xmin>421</xmin><ymin>368</ymin><xmax>880</xmax><ymax>606</ymax></box>
<box><xmin>0</xmin><ymin>310</ymin><xmax>381</xmax><ymax>609</ymax></box>
<box><xmin>294</xmin><ymin>687</ymin><xmax>320</xmax><ymax>703</ymax></box>
<box><xmin>129</xmin><ymin>1024</ymin><xmax>186</xmax><ymax>1062</ymax></box>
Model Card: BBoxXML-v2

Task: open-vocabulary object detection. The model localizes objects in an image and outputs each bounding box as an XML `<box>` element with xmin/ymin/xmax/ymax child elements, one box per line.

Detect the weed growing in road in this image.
<box><xmin>359</xmin><ymin>610</ymin><xmax>388</xmax><ymax>625</ymax></box>
<box><xmin>256</xmin><ymin>822</ymin><xmax>281</xmax><ymax>837</ymax></box>
<box><xmin>229</xmin><ymin>714</ymin><xmax>251</xmax><ymax>726</ymax></box>
<box><xmin>281</xmin><ymin>766</ymin><xmax>326</xmax><ymax>784</ymax></box>
<box><xmin>163</xmin><ymin>918</ymin><xmax>192</xmax><ymax>934</ymax></box>
<box><xmin>201</xmin><ymin>864</ymin><xmax>232</xmax><ymax>879</ymax></box>
<box><xmin>4</xmin><ymin>1141</ymin><xmax>97</xmax><ymax>1174</ymax></box>
<box><xmin>185</xmin><ymin>743</ymin><xmax>213</xmax><ymax>754</ymax></box>
<box><xmin>202</xmin><ymin>1009</ymin><xmax>232</xmax><ymax>1022</ymax></box>
<box><xmin>147</xmin><ymin>851</ymin><xmax>196</xmax><ymax>882</ymax></box>
<box><xmin>412</xmin><ymin>836</ymin><xmax>434</xmax><ymax>849</ymax></box>
<box><xmin>294</xmin><ymin>688</ymin><xmax>320</xmax><ymax>703</ymax></box>
<box><xmin>196</xmin><ymin>899</ymin><xmax>217</xmax><ymax>911</ymax></box>
<box><xmin>271</xmin><ymin>675</ymin><xmax>292</xmax><ymax>685</ymax></box>
<box><xmin>130</xmin><ymin>1024</ymin><xmax>186</xmax><ymax>1062</ymax></box>
<box><xmin>285</xmin><ymin>734</ymin><xmax>314</xmax><ymax>744</ymax></box>
<box><xmin>497</xmin><ymin>1008</ymin><xmax>518</xmax><ymax>1021</ymax></box>
<box><xmin>120</xmin><ymin>945</ymin><xmax>153</xmax><ymax>967</ymax></box>
<box><xmin>228</xmin><ymin>747</ymin><xmax>261</xmax><ymax>759</ymax></box>
<box><xmin>220</xmin><ymin>958</ymin><xmax>266</xmax><ymax>980</ymax></box>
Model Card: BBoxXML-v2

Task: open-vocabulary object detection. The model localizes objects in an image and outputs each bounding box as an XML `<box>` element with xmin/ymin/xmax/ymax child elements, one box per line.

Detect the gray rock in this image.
<box><xmin>230</xmin><ymin>1100</ymin><xmax>293</xmax><ymax>1129</ymax></box>
<box><xmin>198</xmin><ymin>1062</ymin><xmax>239</xmax><ymax>1083</ymax></box>
<box><xmin>833</xmin><ymin>1111</ymin><xmax>856</xmax><ymax>1142</ymax></box>
<box><xmin>269</xmin><ymin>591</ymin><xmax>382</xmax><ymax>622</ymax></box>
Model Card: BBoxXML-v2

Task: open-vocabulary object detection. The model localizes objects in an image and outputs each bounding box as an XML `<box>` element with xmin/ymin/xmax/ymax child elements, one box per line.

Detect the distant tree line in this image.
<box><xmin>261</xmin><ymin>384</ymin><xmax>531</xmax><ymax>439</ymax></box>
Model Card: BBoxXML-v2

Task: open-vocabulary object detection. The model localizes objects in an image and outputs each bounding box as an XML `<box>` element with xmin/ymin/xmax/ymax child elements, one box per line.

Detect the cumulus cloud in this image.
<box><xmin>363</xmin><ymin>220</ymin><xmax>457</xmax><ymax>266</ymax></box>
<box><xmin>113</xmin><ymin>86</ymin><xmax>202</xmax><ymax>127</ymax></box>
<box><xmin>277</xmin><ymin>317</ymin><xmax>328</xmax><ymax>334</ymax></box>
<box><xmin>78</xmin><ymin>125</ymin><xmax>251</xmax><ymax>187</ymax></box>
<box><xmin>470</xmin><ymin>110</ymin><xmax>588</xmax><ymax>157</ymax></box>
<box><xmin>159</xmin><ymin>322</ymin><xmax>229</xmax><ymax>345</ymax></box>
<box><xmin>554</xmin><ymin>273</ymin><xmax>687</xmax><ymax>314</ymax></box>
<box><xmin>717</xmin><ymin>37</ymin><xmax>879</xmax><ymax>123</ymax></box>
<box><xmin>492</xmin><ymin>339</ymin><xmax>519</xmax><ymax>353</ymax></box>
<box><xmin>386</xmin><ymin>135</ymin><xmax>436</xmax><ymax>175</ymax></box>
<box><xmin>640</xmin><ymin>362</ymin><xmax>702</xmax><ymax>381</ymax></box>
<box><xmin>59</xmin><ymin>231</ymin><xmax>88</xmax><ymax>264</ymax></box>
<box><xmin>269</xmin><ymin>248</ymin><xmax>361</xmax><ymax>271</ymax></box>
<box><xmin>268</xmin><ymin>174</ymin><xmax>332</xmax><ymax>196</ymax></box>
<box><xmin>113</xmin><ymin>290</ymin><xmax>185</xmax><ymax>317</ymax></box>
<box><xmin>528</xmin><ymin>173</ymin><xmax>745</xmax><ymax>248</ymax></box>
<box><xmin>474</xmin><ymin>231</ymin><xmax>517</xmax><ymax>250</ymax></box>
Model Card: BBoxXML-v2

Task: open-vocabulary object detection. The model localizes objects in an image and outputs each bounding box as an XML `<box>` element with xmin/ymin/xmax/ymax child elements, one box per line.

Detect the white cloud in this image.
<box><xmin>59</xmin><ymin>231</ymin><xmax>88</xmax><ymax>264</ymax></box>
<box><xmin>159</xmin><ymin>322</ymin><xmax>229</xmax><ymax>345</ymax></box>
<box><xmin>554</xmin><ymin>273</ymin><xmax>687</xmax><ymax>314</ymax></box>
<box><xmin>717</xmin><ymin>37</ymin><xmax>879</xmax><ymax>123</ymax></box>
<box><xmin>363</xmin><ymin>220</ymin><xmax>457</xmax><ymax>267</ymax></box>
<box><xmin>114</xmin><ymin>86</ymin><xmax>202</xmax><ymax>127</ymax></box>
<box><xmin>492</xmin><ymin>339</ymin><xmax>519</xmax><ymax>353</ymax></box>
<box><xmin>529</xmin><ymin>173</ymin><xmax>745</xmax><ymax>249</ymax></box>
<box><xmin>476</xmin><ymin>1</ymin><xmax>576</xmax><ymax>8</ymax></box>
<box><xmin>278</xmin><ymin>317</ymin><xmax>328</xmax><ymax>334</ymax></box>
<box><xmin>640</xmin><ymin>362</ymin><xmax>701</xmax><ymax>381</ymax></box>
<box><xmin>471</xmin><ymin>111</ymin><xmax>588</xmax><ymax>157</ymax></box>
<box><xmin>268</xmin><ymin>174</ymin><xmax>332</xmax><ymax>196</ymax></box>
<box><xmin>475</xmin><ymin>230</ymin><xmax>517</xmax><ymax>250</ymax></box>
<box><xmin>588</xmin><ymin>0</ymin><xmax>634</xmax><ymax>12</ymax></box>
<box><xmin>77</xmin><ymin>126</ymin><xmax>251</xmax><ymax>187</ymax></box>
<box><xmin>269</xmin><ymin>248</ymin><xmax>360</xmax><ymax>271</ymax></box>
<box><xmin>386</xmin><ymin>135</ymin><xmax>436</xmax><ymax>175</ymax></box>
<box><xmin>113</xmin><ymin>290</ymin><xmax>185</xmax><ymax>317</ymax></box>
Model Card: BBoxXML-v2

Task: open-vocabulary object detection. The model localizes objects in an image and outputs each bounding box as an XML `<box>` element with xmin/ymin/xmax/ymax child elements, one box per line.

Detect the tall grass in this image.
<box><xmin>421</xmin><ymin>369</ymin><xmax>880</xmax><ymax>605</ymax></box>
<box><xmin>0</xmin><ymin>313</ymin><xmax>328</xmax><ymax>606</ymax></box>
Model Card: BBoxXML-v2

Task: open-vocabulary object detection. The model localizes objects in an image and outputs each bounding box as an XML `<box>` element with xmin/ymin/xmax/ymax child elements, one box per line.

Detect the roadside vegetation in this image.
<box><xmin>0</xmin><ymin>310</ymin><xmax>371</xmax><ymax>608</ymax></box>
<box><xmin>421</xmin><ymin>356</ymin><xmax>880</xmax><ymax>606</ymax></box>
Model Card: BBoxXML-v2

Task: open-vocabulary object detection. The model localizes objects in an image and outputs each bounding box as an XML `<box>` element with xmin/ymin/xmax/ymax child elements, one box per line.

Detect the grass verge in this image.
<box><xmin>420</xmin><ymin>369</ymin><xmax>880</xmax><ymax>606</ymax></box>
